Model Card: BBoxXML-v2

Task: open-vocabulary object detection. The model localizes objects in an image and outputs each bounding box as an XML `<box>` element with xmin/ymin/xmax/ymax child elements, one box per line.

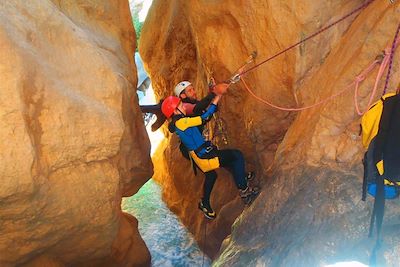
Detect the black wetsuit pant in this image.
<box><xmin>180</xmin><ymin>143</ymin><xmax>247</xmax><ymax>206</ymax></box>
<box><xmin>202</xmin><ymin>149</ymin><xmax>248</xmax><ymax>206</ymax></box>
<box><xmin>180</xmin><ymin>143</ymin><xmax>217</xmax><ymax>204</ymax></box>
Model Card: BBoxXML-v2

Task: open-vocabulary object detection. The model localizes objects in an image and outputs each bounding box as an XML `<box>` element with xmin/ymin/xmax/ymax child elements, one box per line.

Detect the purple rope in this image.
<box><xmin>241</xmin><ymin>0</ymin><xmax>375</xmax><ymax>76</ymax></box>
<box><xmin>382</xmin><ymin>22</ymin><xmax>400</xmax><ymax>95</ymax></box>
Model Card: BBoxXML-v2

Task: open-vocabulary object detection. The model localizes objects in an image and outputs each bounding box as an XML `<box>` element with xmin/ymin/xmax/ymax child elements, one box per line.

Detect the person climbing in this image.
<box><xmin>174</xmin><ymin>80</ymin><xmax>220</xmax><ymax>219</ymax></box>
<box><xmin>161</xmin><ymin>86</ymin><xmax>260</xmax><ymax>220</ymax></box>
<box><xmin>138</xmin><ymin>79</ymin><xmax>215</xmax><ymax>132</ymax></box>
<box><xmin>174</xmin><ymin>80</ymin><xmax>217</xmax><ymax>116</ymax></box>
<box><xmin>173</xmin><ymin>80</ymin><xmax>218</xmax><ymax>158</ymax></box>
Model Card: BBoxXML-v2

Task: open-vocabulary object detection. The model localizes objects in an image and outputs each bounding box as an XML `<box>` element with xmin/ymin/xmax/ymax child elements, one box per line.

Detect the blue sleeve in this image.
<box><xmin>193</xmin><ymin>93</ymin><xmax>216</xmax><ymax>115</ymax></box>
<box><xmin>200</xmin><ymin>104</ymin><xmax>217</xmax><ymax>121</ymax></box>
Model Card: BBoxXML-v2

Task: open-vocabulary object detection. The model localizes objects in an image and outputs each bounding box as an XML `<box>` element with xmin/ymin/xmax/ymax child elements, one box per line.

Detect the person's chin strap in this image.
<box><xmin>177</xmin><ymin>107</ymin><xmax>185</xmax><ymax>116</ymax></box>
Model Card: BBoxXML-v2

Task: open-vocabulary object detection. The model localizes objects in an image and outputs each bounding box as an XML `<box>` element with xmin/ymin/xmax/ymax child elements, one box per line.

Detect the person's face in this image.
<box><xmin>181</xmin><ymin>85</ymin><xmax>197</xmax><ymax>100</ymax></box>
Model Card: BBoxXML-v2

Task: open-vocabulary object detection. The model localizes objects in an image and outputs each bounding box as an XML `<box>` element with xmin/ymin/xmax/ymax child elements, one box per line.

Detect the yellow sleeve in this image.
<box><xmin>175</xmin><ymin>116</ymin><xmax>202</xmax><ymax>131</ymax></box>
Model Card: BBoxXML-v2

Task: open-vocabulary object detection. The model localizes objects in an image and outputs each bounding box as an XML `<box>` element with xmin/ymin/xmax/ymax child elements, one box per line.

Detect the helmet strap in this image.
<box><xmin>177</xmin><ymin>107</ymin><xmax>185</xmax><ymax>116</ymax></box>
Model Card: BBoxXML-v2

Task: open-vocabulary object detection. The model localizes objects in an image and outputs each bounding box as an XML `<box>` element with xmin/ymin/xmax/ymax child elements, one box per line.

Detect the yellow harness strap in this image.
<box><xmin>376</xmin><ymin>160</ymin><xmax>400</xmax><ymax>186</ymax></box>
<box><xmin>189</xmin><ymin>151</ymin><xmax>220</xmax><ymax>173</ymax></box>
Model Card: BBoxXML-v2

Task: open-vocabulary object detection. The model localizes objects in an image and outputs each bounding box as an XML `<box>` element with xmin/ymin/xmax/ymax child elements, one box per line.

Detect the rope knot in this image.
<box><xmin>356</xmin><ymin>75</ymin><xmax>366</xmax><ymax>83</ymax></box>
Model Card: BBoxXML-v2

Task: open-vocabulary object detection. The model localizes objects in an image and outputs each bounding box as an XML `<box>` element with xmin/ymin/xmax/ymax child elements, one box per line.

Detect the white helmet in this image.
<box><xmin>174</xmin><ymin>81</ymin><xmax>192</xmax><ymax>96</ymax></box>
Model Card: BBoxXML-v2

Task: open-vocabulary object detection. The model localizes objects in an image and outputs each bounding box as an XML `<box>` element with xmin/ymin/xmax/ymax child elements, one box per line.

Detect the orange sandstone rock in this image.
<box><xmin>141</xmin><ymin>0</ymin><xmax>400</xmax><ymax>264</ymax></box>
<box><xmin>0</xmin><ymin>1</ymin><xmax>152</xmax><ymax>266</ymax></box>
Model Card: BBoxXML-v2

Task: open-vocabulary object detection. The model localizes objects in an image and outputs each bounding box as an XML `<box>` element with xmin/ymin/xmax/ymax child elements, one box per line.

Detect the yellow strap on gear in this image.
<box><xmin>189</xmin><ymin>151</ymin><xmax>220</xmax><ymax>173</ymax></box>
<box><xmin>376</xmin><ymin>161</ymin><xmax>400</xmax><ymax>186</ymax></box>
<box><xmin>384</xmin><ymin>179</ymin><xmax>400</xmax><ymax>186</ymax></box>
<box><xmin>376</xmin><ymin>160</ymin><xmax>384</xmax><ymax>176</ymax></box>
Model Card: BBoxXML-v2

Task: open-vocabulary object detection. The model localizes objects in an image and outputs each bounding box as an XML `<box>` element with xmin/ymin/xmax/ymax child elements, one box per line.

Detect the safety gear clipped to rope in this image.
<box><xmin>202</xmin><ymin>52</ymin><xmax>257</xmax><ymax>146</ymax></box>
<box><xmin>227</xmin><ymin>51</ymin><xmax>257</xmax><ymax>85</ymax></box>
<box><xmin>161</xmin><ymin>96</ymin><xmax>181</xmax><ymax>118</ymax></box>
<box><xmin>208</xmin><ymin>77</ymin><xmax>216</xmax><ymax>92</ymax></box>
<box><xmin>202</xmin><ymin>74</ymin><xmax>229</xmax><ymax>145</ymax></box>
<box><xmin>212</xmin><ymin>113</ymin><xmax>228</xmax><ymax>145</ymax></box>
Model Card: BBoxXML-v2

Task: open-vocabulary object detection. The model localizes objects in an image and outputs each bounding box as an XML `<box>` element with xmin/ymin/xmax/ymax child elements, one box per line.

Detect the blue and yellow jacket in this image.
<box><xmin>169</xmin><ymin>104</ymin><xmax>217</xmax><ymax>157</ymax></box>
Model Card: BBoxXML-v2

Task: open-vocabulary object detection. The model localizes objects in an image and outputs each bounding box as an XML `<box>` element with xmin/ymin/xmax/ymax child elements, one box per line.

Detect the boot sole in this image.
<box><xmin>243</xmin><ymin>191</ymin><xmax>260</xmax><ymax>206</ymax></box>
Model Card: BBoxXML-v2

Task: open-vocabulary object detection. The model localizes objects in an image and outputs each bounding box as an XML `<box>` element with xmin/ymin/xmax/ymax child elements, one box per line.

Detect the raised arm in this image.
<box><xmin>193</xmin><ymin>92</ymin><xmax>216</xmax><ymax>114</ymax></box>
<box><xmin>193</xmin><ymin>82</ymin><xmax>229</xmax><ymax>114</ymax></box>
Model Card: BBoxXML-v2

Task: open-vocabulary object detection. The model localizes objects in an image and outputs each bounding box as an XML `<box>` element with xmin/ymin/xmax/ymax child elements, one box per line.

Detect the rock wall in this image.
<box><xmin>140</xmin><ymin>0</ymin><xmax>400</xmax><ymax>264</ymax></box>
<box><xmin>215</xmin><ymin>1</ymin><xmax>400</xmax><ymax>266</ymax></box>
<box><xmin>0</xmin><ymin>1</ymin><xmax>152</xmax><ymax>266</ymax></box>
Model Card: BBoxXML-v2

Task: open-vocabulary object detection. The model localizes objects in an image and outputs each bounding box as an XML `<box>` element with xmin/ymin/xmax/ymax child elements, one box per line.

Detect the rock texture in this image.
<box><xmin>141</xmin><ymin>0</ymin><xmax>400</xmax><ymax>264</ymax></box>
<box><xmin>0</xmin><ymin>1</ymin><xmax>152</xmax><ymax>266</ymax></box>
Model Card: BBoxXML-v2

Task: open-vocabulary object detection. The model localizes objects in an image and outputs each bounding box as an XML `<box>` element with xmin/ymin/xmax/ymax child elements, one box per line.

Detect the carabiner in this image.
<box><xmin>229</xmin><ymin>73</ymin><xmax>241</xmax><ymax>84</ymax></box>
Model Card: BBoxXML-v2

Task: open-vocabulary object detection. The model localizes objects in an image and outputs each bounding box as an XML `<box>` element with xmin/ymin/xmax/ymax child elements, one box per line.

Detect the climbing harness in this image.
<box><xmin>189</xmin><ymin>149</ymin><xmax>220</xmax><ymax>173</ymax></box>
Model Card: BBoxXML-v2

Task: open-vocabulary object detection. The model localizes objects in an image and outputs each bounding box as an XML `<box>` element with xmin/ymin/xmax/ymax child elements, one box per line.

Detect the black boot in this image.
<box><xmin>198</xmin><ymin>200</ymin><xmax>216</xmax><ymax>219</ymax></box>
<box><xmin>245</xmin><ymin>171</ymin><xmax>261</xmax><ymax>192</ymax></box>
<box><xmin>239</xmin><ymin>186</ymin><xmax>260</xmax><ymax>205</ymax></box>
